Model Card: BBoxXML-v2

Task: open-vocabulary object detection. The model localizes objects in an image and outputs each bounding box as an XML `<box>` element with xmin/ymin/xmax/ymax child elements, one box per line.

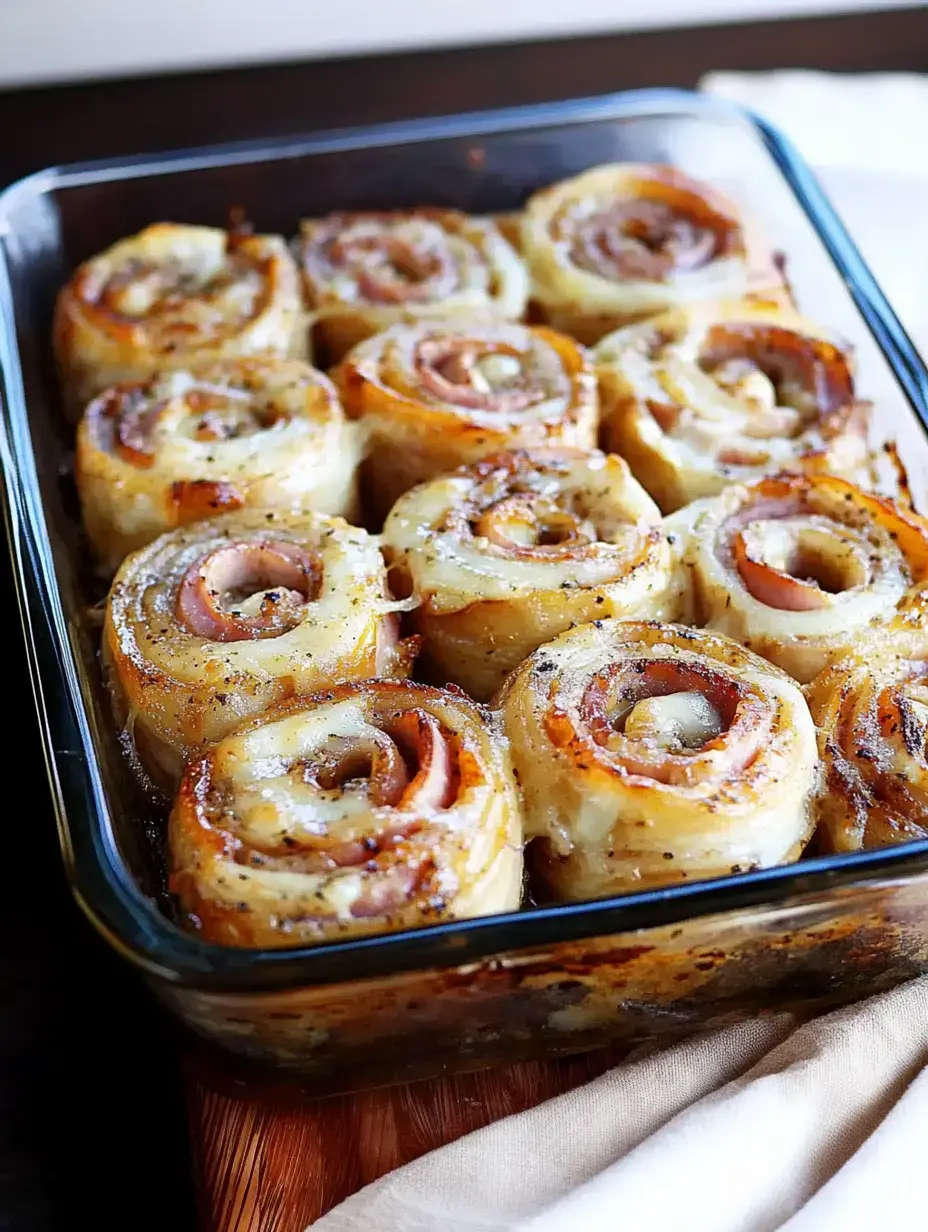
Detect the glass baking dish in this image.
<box><xmin>3</xmin><ymin>88</ymin><xmax>928</xmax><ymax>1091</ymax></box>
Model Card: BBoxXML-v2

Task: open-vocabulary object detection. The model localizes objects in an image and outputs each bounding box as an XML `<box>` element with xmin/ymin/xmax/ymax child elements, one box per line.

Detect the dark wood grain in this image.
<box><xmin>2</xmin><ymin>8</ymin><xmax>928</xmax><ymax>1231</ymax></box>
<box><xmin>184</xmin><ymin>1047</ymin><xmax>625</xmax><ymax>1232</ymax></box>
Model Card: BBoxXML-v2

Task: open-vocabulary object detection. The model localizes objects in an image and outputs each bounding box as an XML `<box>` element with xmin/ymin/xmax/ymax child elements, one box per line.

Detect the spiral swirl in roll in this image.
<box><xmin>335</xmin><ymin>321</ymin><xmax>598</xmax><ymax>523</ymax></box>
<box><xmin>522</xmin><ymin>164</ymin><xmax>781</xmax><ymax>345</ymax></box>
<box><xmin>299</xmin><ymin>208</ymin><xmax>528</xmax><ymax>362</ymax></box>
<box><xmin>672</xmin><ymin>473</ymin><xmax>928</xmax><ymax>684</ymax></box>
<box><xmin>169</xmin><ymin>679</ymin><xmax>523</xmax><ymax>946</ymax></box>
<box><xmin>594</xmin><ymin>301</ymin><xmax>870</xmax><ymax>513</ymax></box>
<box><xmin>76</xmin><ymin>358</ymin><xmax>361</xmax><ymax>572</ymax></box>
<box><xmin>54</xmin><ymin>224</ymin><xmax>306</xmax><ymax>411</ymax></box>
<box><xmin>104</xmin><ymin>510</ymin><xmax>415</xmax><ymax>790</ymax></box>
<box><xmin>384</xmin><ymin>448</ymin><xmax>688</xmax><ymax>700</ymax></box>
<box><xmin>807</xmin><ymin>648</ymin><xmax>928</xmax><ymax>853</ymax></box>
<box><xmin>497</xmin><ymin>620</ymin><xmax>816</xmax><ymax>899</ymax></box>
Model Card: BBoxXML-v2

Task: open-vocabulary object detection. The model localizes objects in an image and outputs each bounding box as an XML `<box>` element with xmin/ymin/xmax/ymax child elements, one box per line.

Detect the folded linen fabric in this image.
<box><xmin>312</xmin><ymin>977</ymin><xmax>928</xmax><ymax>1231</ymax></box>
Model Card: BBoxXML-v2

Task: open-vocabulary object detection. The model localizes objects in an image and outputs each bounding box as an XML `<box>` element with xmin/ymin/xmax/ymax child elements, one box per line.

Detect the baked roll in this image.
<box><xmin>384</xmin><ymin>448</ymin><xmax>688</xmax><ymax>700</ymax></box>
<box><xmin>54</xmin><ymin>223</ymin><xmax>306</xmax><ymax>411</ymax></box>
<box><xmin>522</xmin><ymin>164</ymin><xmax>781</xmax><ymax>345</ymax></box>
<box><xmin>335</xmin><ymin>321</ymin><xmax>598</xmax><ymax>523</ymax></box>
<box><xmin>807</xmin><ymin>648</ymin><xmax>928</xmax><ymax>853</ymax></box>
<box><xmin>103</xmin><ymin>510</ymin><xmax>415</xmax><ymax>790</ymax></box>
<box><xmin>298</xmin><ymin>208</ymin><xmax>528</xmax><ymax>362</ymax></box>
<box><xmin>497</xmin><ymin>620</ymin><xmax>815</xmax><ymax>899</ymax></box>
<box><xmin>672</xmin><ymin>472</ymin><xmax>928</xmax><ymax>684</ymax></box>
<box><xmin>595</xmin><ymin>301</ymin><xmax>870</xmax><ymax>513</ymax></box>
<box><xmin>169</xmin><ymin>679</ymin><xmax>523</xmax><ymax>947</ymax></box>
<box><xmin>76</xmin><ymin>358</ymin><xmax>361</xmax><ymax>572</ymax></box>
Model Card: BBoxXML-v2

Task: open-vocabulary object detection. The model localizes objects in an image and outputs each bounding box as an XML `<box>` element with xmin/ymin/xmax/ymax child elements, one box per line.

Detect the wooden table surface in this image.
<box><xmin>184</xmin><ymin>1046</ymin><xmax>631</xmax><ymax>1232</ymax></box>
<box><xmin>2</xmin><ymin>8</ymin><xmax>928</xmax><ymax>1231</ymax></box>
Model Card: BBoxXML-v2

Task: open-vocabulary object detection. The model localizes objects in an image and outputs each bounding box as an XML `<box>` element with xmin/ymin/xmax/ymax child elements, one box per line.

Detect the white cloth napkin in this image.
<box><xmin>701</xmin><ymin>70</ymin><xmax>928</xmax><ymax>175</ymax></box>
<box><xmin>702</xmin><ymin>70</ymin><xmax>928</xmax><ymax>356</ymax></box>
<box><xmin>310</xmin><ymin>73</ymin><xmax>928</xmax><ymax>1232</ymax></box>
<box><xmin>313</xmin><ymin>978</ymin><xmax>928</xmax><ymax>1230</ymax></box>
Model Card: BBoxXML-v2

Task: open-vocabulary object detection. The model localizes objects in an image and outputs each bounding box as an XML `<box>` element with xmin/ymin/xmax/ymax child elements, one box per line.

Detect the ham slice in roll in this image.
<box><xmin>522</xmin><ymin>164</ymin><xmax>783</xmax><ymax>345</ymax></box>
<box><xmin>76</xmin><ymin>358</ymin><xmax>360</xmax><ymax>571</ymax></box>
<box><xmin>808</xmin><ymin>647</ymin><xmax>928</xmax><ymax>853</ymax></box>
<box><xmin>169</xmin><ymin>679</ymin><xmax>523</xmax><ymax>946</ymax></box>
<box><xmin>103</xmin><ymin>509</ymin><xmax>416</xmax><ymax>790</ymax></box>
<box><xmin>299</xmin><ymin>208</ymin><xmax>528</xmax><ymax>362</ymax></box>
<box><xmin>55</xmin><ymin>223</ymin><xmax>306</xmax><ymax>412</ymax></box>
<box><xmin>595</xmin><ymin>300</ymin><xmax>869</xmax><ymax>512</ymax></box>
<box><xmin>497</xmin><ymin>619</ymin><xmax>816</xmax><ymax>900</ymax></box>
<box><xmin>671</xmin><ymin>472</ymin><xmax>928</xmax><ymax>683</ymax></box>
<box><xmin>384</xmin><ymin>447</ymin><xmax>688</xmax><ymax>699</ymax></box>
<box><xmin>335</xmin><ymin>320</ymin><xmax>598</xmax><ymax>523</ymax></box>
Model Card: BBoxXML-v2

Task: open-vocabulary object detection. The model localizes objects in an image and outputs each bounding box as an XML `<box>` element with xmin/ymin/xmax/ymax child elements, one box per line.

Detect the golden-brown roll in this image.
<box><xmin>169</xmin><ymin>679</ymin><xmax>523</xmax><ymax>947</ymax></box>
<box><xmin>103</xmin><ymin>510</ymin><xmax>415</xmax><ymax>790</ymax></box>
<box><xmin>808</xmin><ymin>645</ymin><xmax>928</xmax><ymax>857</ymax></box>
<box><xmin>594</xmin><ymin>300</ymin><xmax>870</xmax><ymax>513</ymax></box>
<box><xmin>497</xmin><ymin>619</ymin><xmax>816</xmax><ymax>899</ymax></box>
<box><xmin>76</xmin><ymin>358</ymin><xmax>361</xmax><ymax>572</ymax></box>
<box><xmin>298</xmin><ymin>208</ymin><xmax>528</xmax><ymax>362</ymax></box>
<box><xmin>522</xmin><ymin>163</ymin><xmax>781</xmax><ymax>345</ymax></box>
<box><xmin>672</xmin><ymin>472</ymin><xmax>928</xmax><ymax>684</ymax></box>
<box><xmin>335</xmin><ymin>320</ymin><xmax>598</xmax><ymax>523</ymax></box>
<box><xmin>807</xmin><ymin>648</ymin><xmax>928</xmax><ymax>853</ymax></box>
<box><xmin>54</xmin><ymin>223</ymin><xmax>306</xmax><ymax>411</ymax></box>
<box><xmin>384</xmin><ymin>448</ymin><xmax>688</xmax><ymax>700</ymax></box>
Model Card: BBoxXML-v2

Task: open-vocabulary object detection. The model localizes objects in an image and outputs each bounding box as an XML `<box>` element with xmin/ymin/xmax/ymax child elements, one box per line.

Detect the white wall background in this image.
<box><xmin>0</xmin><ymin>0</ymin><xmax>920</xmax><ymax>88</ymax></box>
